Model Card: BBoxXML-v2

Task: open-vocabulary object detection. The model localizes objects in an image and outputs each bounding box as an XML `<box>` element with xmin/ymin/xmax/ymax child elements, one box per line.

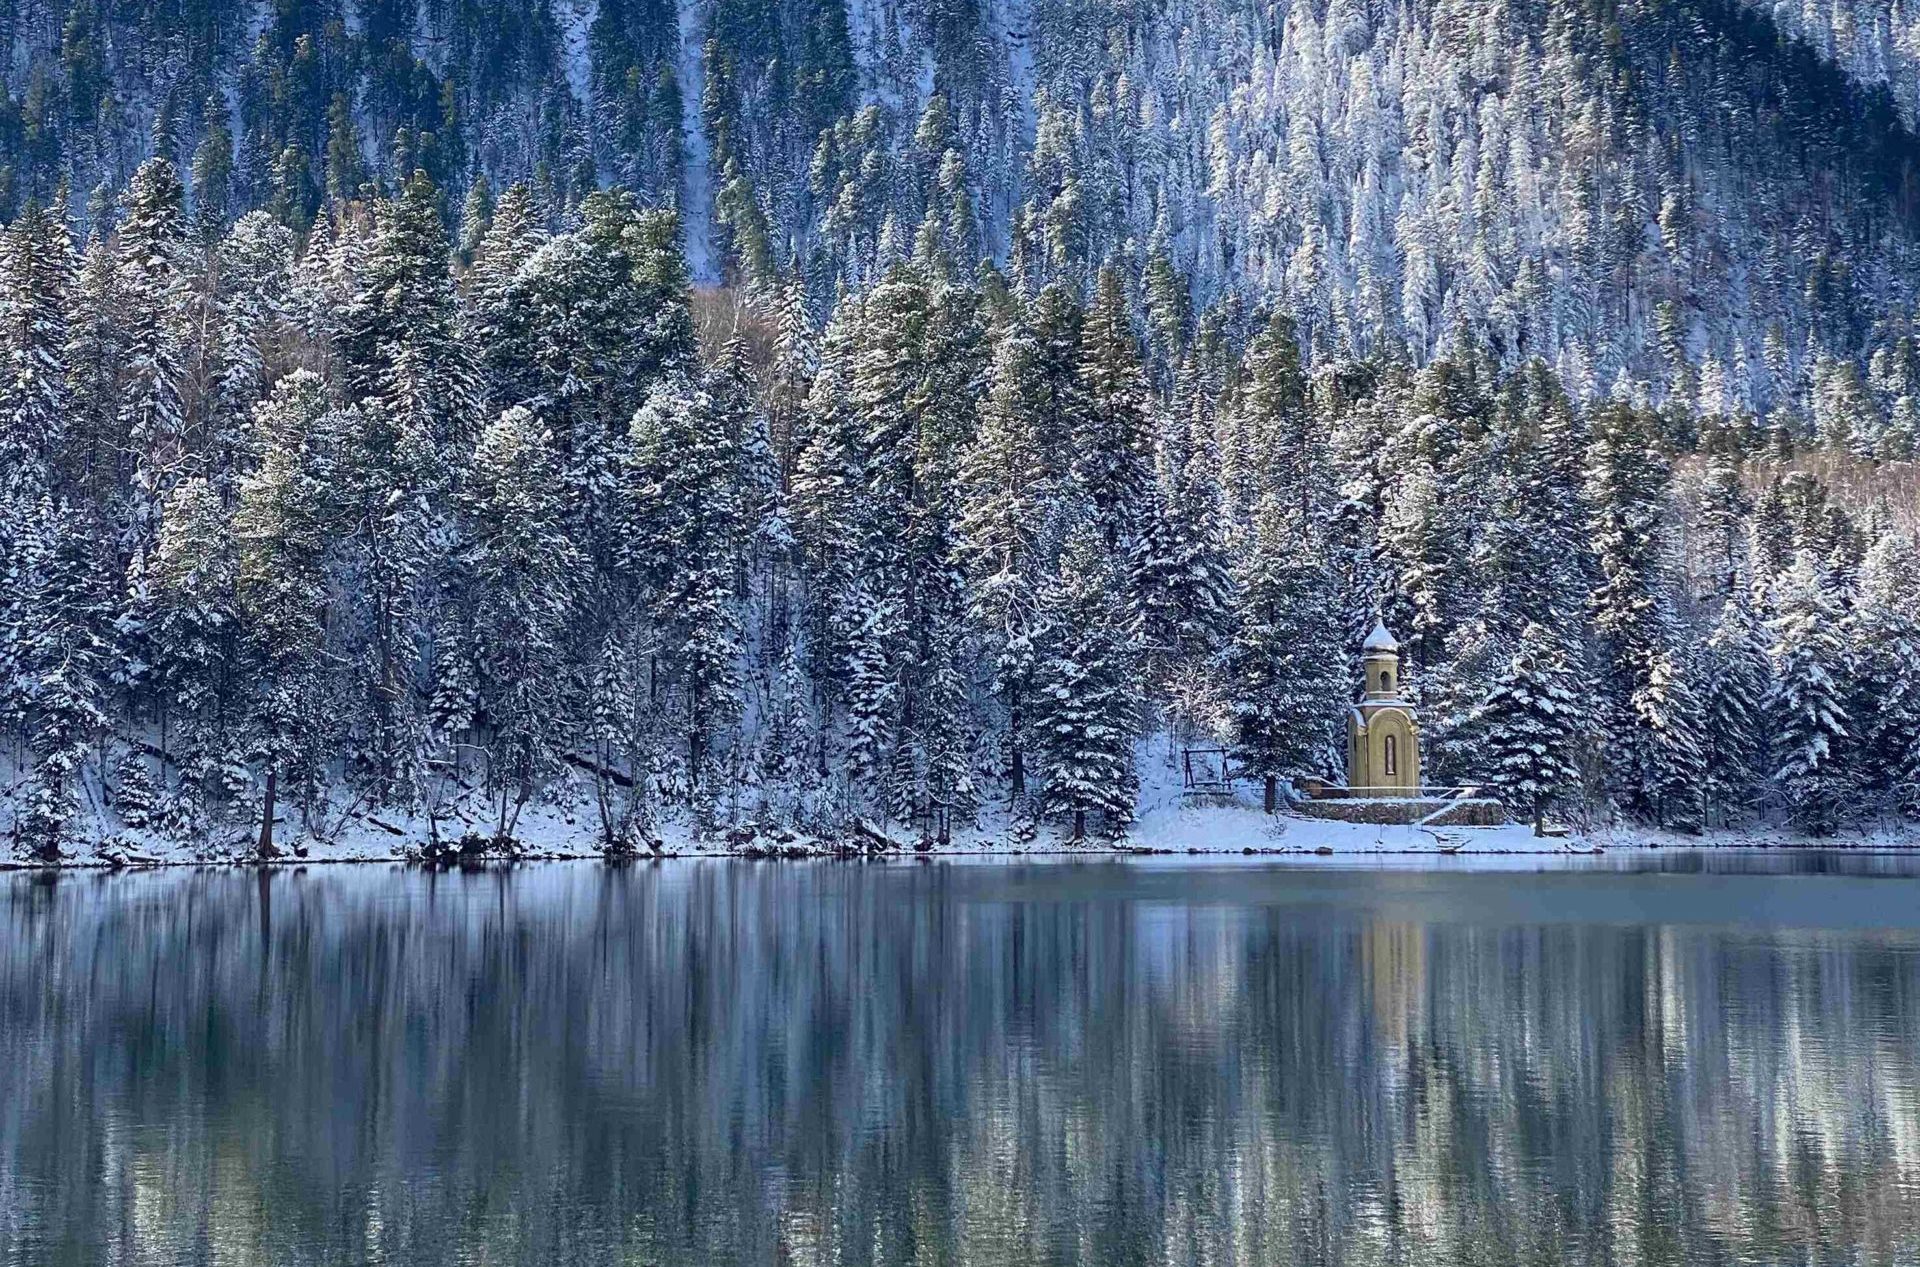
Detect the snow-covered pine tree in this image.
<box><xmin>459</xmin><ymin>407</ymin><xmax>582</xmax><ymax>841</ymax></box>
<box><xmin>464</xmin><ymin>184</ymin><xmax>546</xmax><ymax>398</ymax></box>
<box><xmin>233</xmin><ymin>374</ymin><xmax>339</xmax><ymax>858</ymax></box>
<box><xmin>1230</xmin><ymin>311</ymin><xmax>1320</xmax><ymax>529</ymax></box>
<box><xmin>758</xmin><ymin>634</ymin><xmax>819</xmax><ymax>827</ymax></box>
<box><xmin>11</xmin><ymin>499</ymin><xmax>113</xmax><ymax>861</ymax></box>
<box><xmin>1693</xmin><ymin>442</ymin><xmax>1751</xmax><ymax>603</ymax></box>
<box><xmin>115</xmin><ymin>158</ymin><xmax>194</xmax><ymax>550</ymax></box>
<box><xmin>1475</xmin><ymin>621</ymin><xmax>1583</xmax><ymax>835</ymax></box>
<box><xmin>148</xmin><ymin>476</ymin><xmax>240</xmax><ymax>826</ymax></box>
<box><xmin>0</xmin><ymin>204</ymin><xmax>72</xmax><ymax>640</ymax></box>
<box><xmin>64</xmin><ymin>232</ymin><xmax>122</xmax><ymax>512</ymax></box>
<box><xmin>956</xmin><ymin>304</ymin><xmax>1057</xmax><ymax>802</ymax></box>
<box><xmin>1033</xmin><ymin>518</ymin><xmax>1140</xmax><ymax>839</ymax></box>
<box><xmin>626</xmin><ymin>372</ymin><xmax>747</xmax><ymax>792</ymax></box>
<box><xmin>1071</xmin><ymin>265</ymin><xmax>1152</xmax><ymax>551</ymax></box>
<box><xmin>1630</xmin><ymin>649</ymin><xmax>1707</xmax><ymax>833</ymax></box>
<box><xmin>1025</xmin><ymin>281</ymin><xmax>1084</xmax><ymax>485</ymax></box>
<box><xmin>791</xmin><ymin>294</ymin><xmax>868</xmax><ymax>732</ymax></box>
<box><xmin>340</xmin><ymin>170</ymin><xmax>477</xmax><ymax>459</ymax></box>
<box><xmin>1129</xmin><ymin>441</ymin><xmax>1233</xmax><ymax>696</ymax></box>
<box><xmin>1698</xmin><ymin>597</ymin><xmax>1770</xmax><ymax>825</ymax></box>
<box><xmin>1223</xmin><ymin>493</ymin><xmax>1346</xmax><ymax>813</ymax></box>
<box><xmin>1585</xmin><ymin>400</ymin><xmax>1687</xmax><ymax>819</ymax></box>
<box><xmin>1853</xmin><ymin>531</ymin><xmax>1920</xmax><ymax>815</ymax></box>
<box><xmin>209</xmin><ymin>212</ymin><xmax>296</xmax><ymax>491</ymax></box>
<box><xmin>842</xmin><ymin>582</ymin><xmax>900</xmax><ymax>794</ymax></box>
<box><xmin>1764</xmin><ymin>551</ymin><xmax>1857</xmax><ymax>835</ymax></box>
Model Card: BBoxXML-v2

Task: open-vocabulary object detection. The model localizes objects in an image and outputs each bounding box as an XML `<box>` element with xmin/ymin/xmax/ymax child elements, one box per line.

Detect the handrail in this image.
<box><xmin>1320</xmin><ymin>785</ymin><xmax>1489</xmax><ymax>798</ymax></box>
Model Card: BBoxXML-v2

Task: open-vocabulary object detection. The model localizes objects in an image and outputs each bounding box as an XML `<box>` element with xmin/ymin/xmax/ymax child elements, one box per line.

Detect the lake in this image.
<box><xmin>6</xmin><ymin>853</ymin><xmax>1920</xmax><ymax>1265</ymax></box>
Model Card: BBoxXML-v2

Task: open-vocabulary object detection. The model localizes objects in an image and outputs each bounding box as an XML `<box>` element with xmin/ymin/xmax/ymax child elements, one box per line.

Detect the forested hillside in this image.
<box><xmin>3</xmin><ymin>0</ymin><xmax>1920</xmax><ymax>404</ymax></box>
<box><xmin>0</xmin><ymin>0</ymin><xmax>1917</xmax><ymax>858</ymax></box>
<box><xmin>0</xmin><ymin>153</ymin><xmax>1912</xmax><ymax>859</ymax></box>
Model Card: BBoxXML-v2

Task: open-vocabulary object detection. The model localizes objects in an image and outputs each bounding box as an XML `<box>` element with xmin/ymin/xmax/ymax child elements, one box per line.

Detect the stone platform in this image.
<box><xmin>1294</xmin><ymin>791</ymin><xmax>1508</xmax><ymax>827</ymax></box>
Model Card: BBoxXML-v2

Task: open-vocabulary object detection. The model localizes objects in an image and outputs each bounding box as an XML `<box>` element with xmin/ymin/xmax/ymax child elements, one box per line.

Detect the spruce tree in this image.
<box><xmin>459</xmin><ymin>407</ymin><xmax>581</xmax><ymax>840</ymax></box>
<box><xmin>1764</xmin><ymin>551</ymin><xmax>1856</xmax><ymax>834</ymax></box>
<box><xmin>1698</xmin><ymin>597</ymin><xmax>1770</xmax><ymax>825</ymax></box>
<box><xmin>1585</xmin><ymin>401</ymin><xmax>1687</xmax><ymax>818</ymax></box>
<box><xmin>957</xmin><ymin>305</ymin><xmax>1053</xmax><ymax>801</ymax></box>
<box><xmin>233</xmin><ymin>374</ymin><xmax>337</xmax><ymax>858</ymax></box>
<box><xmin>1854</xmin><ymin>532</ymin><xmax>1920</xmax><ymax>815</ymax></box>
<box><xmin>0</xmin><ymin>205</ymin><xmax>71</xmax><ymax>587</ymax></box>
<box><xmin>1071</xmin><ymin>265</ymin><xmax>1152</xmax><ymax>551</ymax></box>
<box><xmin>1630</xmin><ymin>650</ymin><xmax>1707</xmax><ymax>833</ymax></box>
<box><xmin>1475</xmin><ymin>621</ymin><xmax>1582</xmax><ymax>835</ymax></box>
<box><xmin>1033</xmin><ymin>519</ymin><xmax>1140</xmax><ymax>839</ymax></box>
<box><xmin>149</xmin><ymin>476</ymin><xmax>240</xmax><ymax>825</ymax></box>
<box><xmin>116</xmin><ymin>158</ymin><xmax>193</xmax><ymax>547</ymax></box>
<box><xmin>1224</xmin><ymin>495</ymin><xmax>1346</xmax><ymax>813</ymax></box>
<box><xmin>209</xmin><ymin>211</ymin><xmax>295</xmax><ymax>488</ymax></box>
<box><xmin>11</xmin><ymin>499</ymin><xmax>113</xmax><ymax>860</ymax></box>
<box><xmin>627</xmin><ymin>372</ymin><xmax>747</xmax><ymax>789</ymax></box>
<box><xmin>340</xmin><ymin>170</ymin><xmax>476</xmax><ymax>457</ymax></box>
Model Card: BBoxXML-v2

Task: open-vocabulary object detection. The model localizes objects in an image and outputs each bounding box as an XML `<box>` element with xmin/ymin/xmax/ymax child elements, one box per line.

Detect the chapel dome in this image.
<box><xmin>1363</xmin><ymin>621</ymin><xmax>1399</xmax><ymax>654</ymax></box>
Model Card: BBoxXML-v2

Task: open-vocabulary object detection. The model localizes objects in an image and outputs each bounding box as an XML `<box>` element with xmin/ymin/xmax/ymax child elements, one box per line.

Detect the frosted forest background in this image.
<box><xmin>1</xmin><ymin>0</ymin><xmax>1918</xmax><ymax>858</ymax></box>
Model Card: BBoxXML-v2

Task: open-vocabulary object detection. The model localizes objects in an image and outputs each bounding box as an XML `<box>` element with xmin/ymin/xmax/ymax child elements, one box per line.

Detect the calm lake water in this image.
<box><xmin>7</xmin><ymin>853</ymin><xmax>1920</xmax><ymax>1265</ymax></box>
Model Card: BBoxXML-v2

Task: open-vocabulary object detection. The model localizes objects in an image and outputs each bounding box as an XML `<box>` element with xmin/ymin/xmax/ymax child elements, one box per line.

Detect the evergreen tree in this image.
<box><xmin>340</xmin><ymin>171</ymin><xmax>476</xmax><ymax>458</ymax></box>
<box><xmin>1224</xmin><ymin>495</ymin><xmax>1346</xmax><ymax>813</ymax></box>
<box><xmin>0</xmin><ymin>205</ymin><xmax>71</xmax><ymax>578</ymax></box>
<box><xmin>1585</xmin><ymin>401</ymin><xmax>1685</xmax><ymax>817</ymax></box>
<box><xmin>1071</xmin><ymin>265</ymin><xmax>1152</xmax><ymax>550</ymax></box>
<box><xmin>627</xmin><ymin>372</ymin><xmax>747</xmax><ymax>790</ymax></box>
<box><xmin>11</xmin><ymin>499</ymin><xmax>113</xmax><ymax>860</ymax></box>
<box><xmin>148</xmin><ymin>477</ymin><xmax>240</xmax><ymax>825</ymax></box>
<box><xmin>116</xmin><ymin>158</ymin><xmax>193</xmax><ymax>547</ymax></box>
<box><xmin>458</xmin><ymin>407</ymin><xmax>581</xmax><ymax>840</ymax></box>
<box><xmin>1475</xmin><ymin>621</ymin><xmax>1583</xmax><ymax>835</ymax></box>
<box><xmin>1698</xmin><ymin>597</ymin><xmax>1770</xmax><ymax>825</ymax></box>
<box><xmin>210</xmin><ymin>211</ymin><xmax>295</xmax><ymax>489</ymax></box>
<box><xmin>1854</xmin><ymin>532</ymin><xmax>1920</xmax><ymax>814</ymax></box>
<box><xmin>957</xmin><ymin>308</ymin><xmax>1054</xmax><ymax>800</ymax></box>
<box><xmin>1032</xmin><ymin>520</ymin><xmax>1140</xmax><ymax>839</ymax></box>
<box><xmin>233</xmin><ymin>374</ymin><xmax>337</xmax><ymax>858</ymax></box>
<box><xmin>1630</xmin><ymin>650</ymin><xmax>1707</xmax><ymax>833</ymax></box>
<box><xmin>1764</xmin><ymin>552</ymin><xmax>1856</xmax><ymax>834</ymax></box>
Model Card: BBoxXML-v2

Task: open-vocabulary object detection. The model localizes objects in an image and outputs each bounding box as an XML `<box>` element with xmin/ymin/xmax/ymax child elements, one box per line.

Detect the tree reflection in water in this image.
<box><xmin>5</xmin><ymin>858</ymin><xmax>1920</xmax><ymax>1265</ymax></box>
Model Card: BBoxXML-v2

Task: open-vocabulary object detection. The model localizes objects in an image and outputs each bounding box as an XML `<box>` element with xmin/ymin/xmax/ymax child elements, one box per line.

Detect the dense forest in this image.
<box><xmin>0</xmin><ymin>148</ymin><xmax>1914</xmax><ymax>860</ymax></box>
<box><xmin>0</xmin><ymin>0</ymin><xmax>1917</xmax><ymax>856</ymax></box>
<box><xmin>3</xmin><ymin>0</ymin><xmax>1920</xmax><ymax>396</ymax></box>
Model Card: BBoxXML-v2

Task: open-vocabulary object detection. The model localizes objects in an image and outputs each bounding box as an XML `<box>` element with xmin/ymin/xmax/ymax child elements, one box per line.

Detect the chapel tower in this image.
<box><xmin>1347</xmin><ymin>623</ymin><xmax>1420</xmax><ymax>794</ymax></box>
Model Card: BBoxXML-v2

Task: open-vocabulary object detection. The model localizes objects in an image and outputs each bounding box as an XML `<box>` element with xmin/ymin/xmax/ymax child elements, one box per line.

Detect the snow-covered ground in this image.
<box><xmin>8</xmin><ymin>740</ymin><xmax>1916</xmax><ymax>868</ymax></box>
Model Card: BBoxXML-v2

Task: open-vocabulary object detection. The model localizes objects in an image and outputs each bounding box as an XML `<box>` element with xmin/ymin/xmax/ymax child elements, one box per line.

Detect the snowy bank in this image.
<box><xmin>8</xmin><ymin>768</ymin><xmax>1915</xmax><ymax>870</ymax></box>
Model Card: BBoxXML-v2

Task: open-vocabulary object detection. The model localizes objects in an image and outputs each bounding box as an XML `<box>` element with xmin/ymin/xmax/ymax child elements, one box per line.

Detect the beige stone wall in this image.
<box><xmin>1349</xmin><ymin>706</ymin><xmax>1419</xmax><ymax>793</ymax></box>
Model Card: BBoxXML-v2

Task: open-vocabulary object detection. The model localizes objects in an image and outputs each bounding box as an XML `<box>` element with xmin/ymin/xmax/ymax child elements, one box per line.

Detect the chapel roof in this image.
<box><xmin>1363</xmin><ymin>621</ymin><xmax>1399</xmax><ymax>653</ymax></box>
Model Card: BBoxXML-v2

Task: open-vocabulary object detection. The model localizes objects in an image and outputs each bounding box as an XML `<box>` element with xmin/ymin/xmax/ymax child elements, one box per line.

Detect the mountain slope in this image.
<box><xmin>0</xmin><ymin>0</ymin><xmax>1915</xmax><ymax>397</ymax></box>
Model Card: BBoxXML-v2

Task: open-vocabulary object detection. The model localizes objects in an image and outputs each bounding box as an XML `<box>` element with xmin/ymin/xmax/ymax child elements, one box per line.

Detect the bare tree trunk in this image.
<box><xmin>1264</xmin><ymin>774</ymin><xmax>1277</xmax><ymax>815</ymax></box>
<box><xmin>1073</xmin><ymin>809</ymin><xmax>1085</xmax><ymax>841</ymax></box>
<box><xmin>256</xmin><ymin>765</ymin><xmax>279</xmax><ymax>860</ymax></box>
<box><xmin>1009</xmin><ymin>700</ymin><xmax>1025</xmax><ymax>799</ymax></box>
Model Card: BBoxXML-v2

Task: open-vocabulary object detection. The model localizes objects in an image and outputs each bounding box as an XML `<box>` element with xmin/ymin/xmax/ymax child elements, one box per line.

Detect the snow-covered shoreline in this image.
<box><xmin>11</xmin><ymin>788</ymin><xmax>1915</xmax><ymax>870</ymax></box>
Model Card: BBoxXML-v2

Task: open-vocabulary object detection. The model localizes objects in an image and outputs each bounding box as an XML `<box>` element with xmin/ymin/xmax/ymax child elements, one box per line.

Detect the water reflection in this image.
<box><xmin>5</xmin><ymin>858</ymin><xmax>1920</xmax><ymax>1265</ymax></box>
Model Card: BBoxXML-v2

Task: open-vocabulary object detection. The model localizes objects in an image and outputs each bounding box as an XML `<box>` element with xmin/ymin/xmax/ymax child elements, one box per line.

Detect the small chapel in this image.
<box><xmin>1346</xmin><ymin>622</ymin><xmax>1420</xmax><ymax>795</ymax></box>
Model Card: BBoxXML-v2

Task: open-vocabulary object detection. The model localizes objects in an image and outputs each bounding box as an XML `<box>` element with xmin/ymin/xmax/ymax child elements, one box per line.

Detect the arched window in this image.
<box><xmin>1379</xmin><ymin>670</ymin><xmax>1392</xmax><ymax>693</ymax></box>
<box><xmin>1383</xmin><ymin>733</ymin><xmax>1398</xmax><ymax>777</ymax></box>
